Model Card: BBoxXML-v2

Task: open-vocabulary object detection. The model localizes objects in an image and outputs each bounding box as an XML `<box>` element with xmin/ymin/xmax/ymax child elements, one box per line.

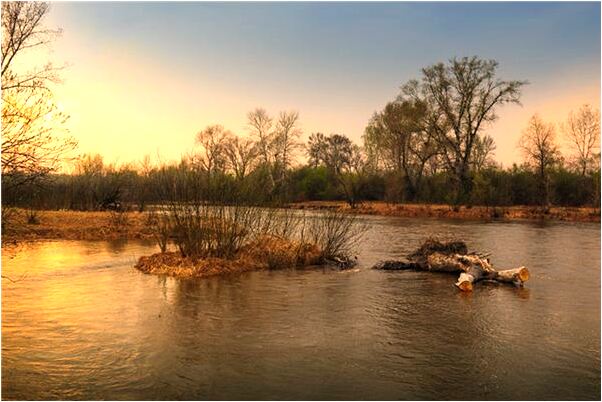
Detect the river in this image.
<box><xmin>2</xmin><ymin>215</ymin><xmax>600</xmax><ymax>400</ymax></box>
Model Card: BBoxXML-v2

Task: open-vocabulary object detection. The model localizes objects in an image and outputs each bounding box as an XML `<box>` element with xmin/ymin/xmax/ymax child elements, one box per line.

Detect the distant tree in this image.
<box><xmin>338</xmin><ymin>144</ymin><xmax>368</xmax><ymax>208</ymax></box>
<box><xmin>519</xmin><ymin>114</ymin><xmax>561</xmax><ymax>207</ymax></box>
<box><xmin>136</xmin><ymin>154</ymin><xmax>155</xmax><ymax>212</ymax></box>
<box><xmin>247</xmin><ymin>108</ymin><xmax>276</xmax><ymax>188</ymax></box>
<box><xmin>471</xmin><ymin>135</ymin><xmax>497</xmax><ymax>172</ymax></box>
<box><xmin>363</xmin><ymin>100</ymin><xmax>436</xmax><ymax>200</ymax></box>
<box><xmin>307</xmin><ymin>132</ymin><xmax>327</xmax><ymax>168</ymax></box>
<box><xmin>247</xmin><ymin>108</ymin><xmax>274</xmax><ymax>165</ymax></box>
<box><xmin>562</xmin><ymin>104</ymin><xmax>600</xmax><ymax>176</ymax></box>
<box><xmin>273</xmin><ymin>110</ymin><xmax>302</xmax><ymax>171</ymax></box>
<box><xmin>75</xmin><ymin>153</ymin><xmax>104</xmax><ymax>176</ymax></box>
<box><xmin>195</xmin><ymin>125</ymin><xmax>230</xmax><ymax>175</ymax></box>
<box><xmin>1</xmin><ymin>2</ymin><xmax>76</xmax><ymax>190</ymax></box>
<box><xmin>307</xmin><ymin>133</ymin><xmax>353</xmax><ymax>175</ymax></box>
<box><xmin>306</xmin><ymin>132</ymin><xmax>365</xmax><ymax>208</ymax></box>
<box><xmin>402</xmin><ymin>56</ymin><xmax>526</xmax><ymax>203</ymax></box>
<box><xmin>224</xmin><ymin>135</ymin><xmax>258</xmax><ymax>180</ymax></box>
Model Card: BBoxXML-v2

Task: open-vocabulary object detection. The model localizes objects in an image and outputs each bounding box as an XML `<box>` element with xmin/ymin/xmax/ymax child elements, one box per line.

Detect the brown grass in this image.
<box><xmin>2</xmin><ymin>209</ymin><xmax>155</xmax><ymax>243</ymax></box>
<box><xmin>135</xmin><ymin>235</ymin><xmax>323</xmax><ymax>278</ymax></box>
<box><xmin>289</xmin><ymin>201</ymin><xmax>600</xmax><ymax>223</ymax></box>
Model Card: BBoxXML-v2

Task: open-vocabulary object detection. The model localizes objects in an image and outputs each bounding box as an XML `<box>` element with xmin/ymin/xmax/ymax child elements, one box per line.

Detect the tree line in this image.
<box><xmin>3</xmin><ymin>99</ymin><xmax>600</xmax><ymax>212</ymax></box>
<box><xmin>1</xmin><ymin>3</ymin><xmax>600</xmax><ymax>215</ymax></box>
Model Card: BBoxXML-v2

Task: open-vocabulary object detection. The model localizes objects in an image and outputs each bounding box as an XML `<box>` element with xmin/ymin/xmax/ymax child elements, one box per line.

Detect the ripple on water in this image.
<box><xmin>2</xmin><ymin>217</ymin><xmax>600</xmax><ymax>400</ymax></box>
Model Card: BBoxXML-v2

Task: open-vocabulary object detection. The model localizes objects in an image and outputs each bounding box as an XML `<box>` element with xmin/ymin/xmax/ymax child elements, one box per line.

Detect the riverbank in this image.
<box><xmin>289</xmin><ymin>201</ymin><xmax>600</xmax><ymax>223</ymax></box>
<box><xmin>1</xmin><ymin>209</ymin><xmax>155</xmax><ymax>243</ymax></box>
<box><xmin>1</xmin><ymin>202</ymin><xmax>599</xmax><ymax>245</ymax></box>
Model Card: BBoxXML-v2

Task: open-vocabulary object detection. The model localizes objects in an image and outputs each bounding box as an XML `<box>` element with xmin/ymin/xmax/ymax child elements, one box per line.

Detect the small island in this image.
<box><xmin>133</xmin><ymin>204</ymin><xmax>365</xmax><ymax>279</ymax></box>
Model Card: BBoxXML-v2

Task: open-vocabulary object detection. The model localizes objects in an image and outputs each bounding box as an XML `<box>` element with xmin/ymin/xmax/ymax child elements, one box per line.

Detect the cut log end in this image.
<box><xmin>518</xmin><ymin>267</ymin><xmax>530</xmax><ymax>282</ymax></box>
<box><xmin>455</xmin><ymin>272</ymin><xmax>477</xmax><ymax>292</ymax></box>
<box><xmin>456</xmin><ymin>280</ymin><xmax>473</xmax><ymax>292</ymax></box>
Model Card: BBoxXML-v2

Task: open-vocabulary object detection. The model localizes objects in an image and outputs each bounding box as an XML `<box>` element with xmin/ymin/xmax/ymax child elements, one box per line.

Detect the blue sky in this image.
<box><xmin>46</xmin><ymin>2</ymin><xmax>600</xmax><ymax>166</ymax></box>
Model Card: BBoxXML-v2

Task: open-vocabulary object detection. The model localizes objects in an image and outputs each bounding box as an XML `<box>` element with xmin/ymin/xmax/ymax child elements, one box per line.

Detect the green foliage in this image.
<box><xmin>3</xmin><ymin>157</ymin><xmax>600</xmax><ymax>210</ymax></box>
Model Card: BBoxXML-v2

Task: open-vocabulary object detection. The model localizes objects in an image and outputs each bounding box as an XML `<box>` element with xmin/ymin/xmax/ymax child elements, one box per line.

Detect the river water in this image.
<box><xmin>2</xmin><ymin>215</ymin><xmax>600</xmax><ymax>400</ymax></box>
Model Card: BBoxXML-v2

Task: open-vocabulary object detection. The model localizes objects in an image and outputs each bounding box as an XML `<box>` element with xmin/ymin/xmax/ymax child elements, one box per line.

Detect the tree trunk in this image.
<box><xmin>373</xmin><ymin>239</ymin><xmax>530</xmax><ymax>292</ymax></box>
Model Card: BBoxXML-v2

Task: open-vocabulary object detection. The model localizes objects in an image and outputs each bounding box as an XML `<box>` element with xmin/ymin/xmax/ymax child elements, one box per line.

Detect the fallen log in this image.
<box><xmin>373</xmin><ymin>238</ymin><xmax>530</xmax><ymax>292</ymax></box>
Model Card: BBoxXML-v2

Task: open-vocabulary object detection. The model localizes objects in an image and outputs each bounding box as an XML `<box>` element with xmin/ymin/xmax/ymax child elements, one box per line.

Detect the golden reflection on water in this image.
<box><xmin>1</xmin><ymin>218</ymin><xmax>600</xmax><ymax>400</ymax></box>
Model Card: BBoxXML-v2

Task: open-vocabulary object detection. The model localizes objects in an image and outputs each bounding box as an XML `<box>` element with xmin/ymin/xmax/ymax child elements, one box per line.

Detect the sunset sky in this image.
<box><xmin>40</xmin><ymin>2</ymin><xmax>600</xmax><ymax>168</ymax></box>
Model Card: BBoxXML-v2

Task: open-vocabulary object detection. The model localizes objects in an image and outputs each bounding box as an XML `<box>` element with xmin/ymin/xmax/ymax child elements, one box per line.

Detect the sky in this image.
<box><xmin>36</xmin><ymin>1</ymin><xmax>601</xmax><ymax>168</ymax></box>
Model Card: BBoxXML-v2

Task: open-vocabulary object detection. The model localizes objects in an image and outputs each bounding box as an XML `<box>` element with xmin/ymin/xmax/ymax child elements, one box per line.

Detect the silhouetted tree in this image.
<box><xmin>364</xmin><ymin>100</ymin><xmax>436</xmax><ymax>200</ymax></box>
<box><xmin>307</xmin><ymin>133</ymin><xmax>353</xmax><ymax>175</ymax></box>
<box><xmin>224</xmin><ymin>135</ymin><xmax>258</xmax><ymax>180</ymax></box>
<box><xmin>273</xmin><ymin>110</ymin><xmax>302</xmax><ymax>171</ymax></box>
<box><xmin>519</xmin><ymin>114</ymin><xmax>561</xmax><ymax>207</ymax></box>
<box><xmin>402</xmin><ymin>56</ymin><xmax>526</xmax><ymax>203</ymax></box>
<box><xmin>562</xmin><ymin>104</ymin><xmax>600</xmax><ymax>176</ymax></box>
<box><xmin>1</xmin><ymin>2</ymin><xmax>76</xmax><ymax>191</ymax></box>
<box><xmin>471</xmin><ymin>135</ymin><xmax>497</xmax><ymax>172</ymax></box>
<box><xmin>195</xmin><ymin>125</ymin><xmax>230</xmax><ymax>176</ymax></box>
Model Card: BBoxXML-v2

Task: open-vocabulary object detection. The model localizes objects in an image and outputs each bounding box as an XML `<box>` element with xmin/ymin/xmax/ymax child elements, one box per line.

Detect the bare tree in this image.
<box><xmin>273</xmin><ymin>110</ymin><xmax>302</xmax><ymax>171</ymax></box>
<box><xmin>75</xmin><ymin>153</ymin><xmax>104</xmax><ymax>176</ymax></box>
<box><xmin>563</xmin><ymin>104</ymin><xmax>600</xmax><ymax>176</ymax></box>
<box><xmin>224</xmin><ymin>135</ymin><xmax>258</xmax><ymax>180</ymax></box>
<box><xmin>402</xmin><ymin>56</ymin><xmax>526</xmax><ymax>203</ymax></box>
<box><xmin>247</xmin><ymin>108</ymin><xmax>274</xmax><ymax>165</ymax></box>
<box><xmin>1</xmin><ymin>2</ymin><xmax>76</xmax><ymax>190</ymax></box>
<box><xmin>195</xmin><ymin>125</ymin><xmax>230</xmax><ymax>175</ymax></box>
<box><xmin>519</xmin><ymin>114</ymin><xmax>561</xmax><ymax>207</ymax></box>
<box><xmin>247</xmin><ymin>107</ymin><xmax>276</xmax><ymax>189</ymax></box>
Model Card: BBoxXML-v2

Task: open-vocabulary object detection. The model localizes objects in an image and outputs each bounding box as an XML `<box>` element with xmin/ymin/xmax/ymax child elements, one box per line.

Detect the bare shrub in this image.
<box><xmin>150</xmin><ymin>163</ymin><xmax>366</xmax><ymax>270</ymax></box>
<box><xmin>108</xmin><ymin>210</ymin><xmax>129</xmax><ymax>233</ymax></box>
<box><xmin>306</xmin><ymin>210</ymin><xmax>368</xmax><ymax>261</ymax></box>
<box><xmin>147</xmin><ymin>211</ymin><xmax>170</xmax><ymax>253</ymax></box>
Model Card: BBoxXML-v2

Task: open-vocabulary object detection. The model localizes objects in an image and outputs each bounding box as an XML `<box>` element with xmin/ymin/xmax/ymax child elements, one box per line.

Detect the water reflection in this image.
<box><xmin>2</xmin><ymin>217</ymin><xmax>600</xmax><ymax>400</ymax></box>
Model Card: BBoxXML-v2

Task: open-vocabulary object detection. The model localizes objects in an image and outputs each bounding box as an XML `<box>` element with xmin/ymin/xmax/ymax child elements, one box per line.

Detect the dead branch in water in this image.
<box><xmin>373</xmin><ymin>238</ymin><xmax>530</xmax><ymax>292</ymax></box>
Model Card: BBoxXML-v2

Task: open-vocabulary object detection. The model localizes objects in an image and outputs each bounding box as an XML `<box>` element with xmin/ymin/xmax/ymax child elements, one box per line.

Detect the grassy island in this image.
<box><xmin>135</xmin><ymin>236</ymin><xmax>324</xmax><ymax>278</ymax></box>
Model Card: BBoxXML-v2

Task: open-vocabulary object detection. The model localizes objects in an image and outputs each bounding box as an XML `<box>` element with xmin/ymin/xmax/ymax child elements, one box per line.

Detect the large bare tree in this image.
<box><xmin>519</xmin><ymin>114</ymin><xmax>561</xmax><ymax>207</ymax></box>
<box><xmin>562</xmin><ymin>104</ymin><xmax>600</xmax><ymax>176</ymax></box>
<box><xmin>401</xmin><ymin>56</ymin><xmax>526</xmax><ymax>202</ymax></box>
<box><xmin>1</xmin><ymin>1</ymin><xmax>76</xmax><ymax>190</ymax></box>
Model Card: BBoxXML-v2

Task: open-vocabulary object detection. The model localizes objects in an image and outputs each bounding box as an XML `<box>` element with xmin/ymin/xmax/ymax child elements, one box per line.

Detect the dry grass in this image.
<box><xmin>135</xmin><ymin>235</ymin><xmax>323</xmax><ymax>278</ymax></box>
<box><xmin>2</xmin><ymin>209</ymin><xmax>155</xmax><ymax>242</ymax></box>
<box><xmin>289</xmin><ymin>201</ymin><xmax>600</xmax><ymax>223</ymax></box>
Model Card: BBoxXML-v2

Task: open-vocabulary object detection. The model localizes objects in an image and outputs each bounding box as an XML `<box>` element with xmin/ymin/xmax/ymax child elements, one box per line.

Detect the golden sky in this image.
<box><xmin>35</xmin><ymin>2</ymin><xmax>601</xmax><ymax>169</ymax></box>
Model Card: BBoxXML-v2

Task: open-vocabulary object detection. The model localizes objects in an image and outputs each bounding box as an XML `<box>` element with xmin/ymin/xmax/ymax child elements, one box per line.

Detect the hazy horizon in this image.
<box><xmin>40</xmin><ymin>1</ymin><xmax>601</xmax><ymax>168</ymax></box>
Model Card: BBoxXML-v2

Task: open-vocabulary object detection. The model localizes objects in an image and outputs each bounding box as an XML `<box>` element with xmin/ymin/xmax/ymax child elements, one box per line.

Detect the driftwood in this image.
<box><xmin>373</xmin><ymin>238</ymin><xmax>530</xmax><ymax>292</ymax></box>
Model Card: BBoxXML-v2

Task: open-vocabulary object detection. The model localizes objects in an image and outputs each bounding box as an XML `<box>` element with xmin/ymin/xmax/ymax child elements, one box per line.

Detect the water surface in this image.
<box><xmin>2</xmin><ymin>216</ymin><xmax>600</xmax><ymax>400</ymax></box>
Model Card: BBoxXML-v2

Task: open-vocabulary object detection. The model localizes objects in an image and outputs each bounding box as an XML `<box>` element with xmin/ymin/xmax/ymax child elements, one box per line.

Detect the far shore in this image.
<box><xmin>287</xmin><ymin>201</ymin><xmax>601</xmax><ymax>223</ymax></box>
<box><xmin>1</xmin><ymin>202</ymin><xmax>599</xmax><ymax>244</ymax></box>
<box><xmin>1</xmin><ymin>209</ymin><xmax>155</xmax><ymax>243</ymax></box>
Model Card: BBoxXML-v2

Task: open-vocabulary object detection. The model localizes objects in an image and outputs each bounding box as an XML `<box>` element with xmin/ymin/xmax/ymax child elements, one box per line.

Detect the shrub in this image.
<box><xmin>305</xmin><ymin>210</ymin><xmax>368</xmax><ymax>260</ymax></box>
